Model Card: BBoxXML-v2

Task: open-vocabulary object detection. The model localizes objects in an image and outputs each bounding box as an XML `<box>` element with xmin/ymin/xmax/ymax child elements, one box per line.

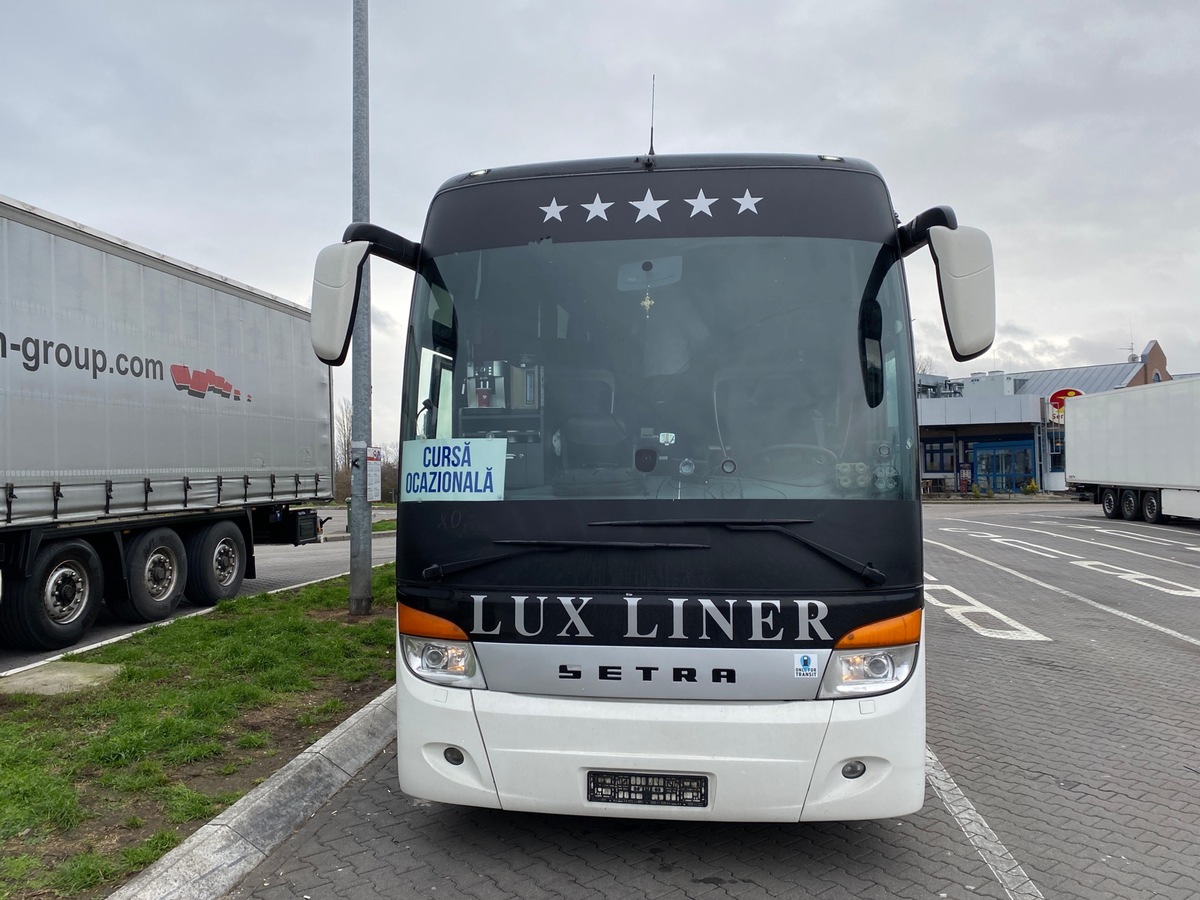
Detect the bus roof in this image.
<box><xmin>434</xmin><ymin>153</ymin><xmax>885</xmax><ymax>194</ymax></box>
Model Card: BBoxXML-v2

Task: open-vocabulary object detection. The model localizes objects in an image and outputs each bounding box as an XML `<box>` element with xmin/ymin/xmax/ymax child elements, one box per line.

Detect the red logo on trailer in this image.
<box><xmin>170</xmin><ymin>364</ymin><xmax>251</xmax><ymax>402</ymax></box>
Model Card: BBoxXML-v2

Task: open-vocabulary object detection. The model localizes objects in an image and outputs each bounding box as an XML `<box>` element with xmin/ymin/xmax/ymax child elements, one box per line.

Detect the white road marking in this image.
<box><xmin>1069</xmin><ymin>560</ymin><xmax>1200</xmax><ymax>597</ymax></box>
<box><xmin>925</xmin><ymin>539</ymin><xmax>1200</xmax><ymax>650</ymax></box>
<box><xmin>926</xmin><ymin>747</ymin><xmax>1046</xmax><ymax>899</ymax></box>
<box><xmin>942</xmin><ymin>517</ymin><xmax>1200</xmax><ymax>571</ymax></box>
<box><xmin>925</xmin><ymin>582</ymin><xmax>1050</xmax><ymax>641</ymax></box>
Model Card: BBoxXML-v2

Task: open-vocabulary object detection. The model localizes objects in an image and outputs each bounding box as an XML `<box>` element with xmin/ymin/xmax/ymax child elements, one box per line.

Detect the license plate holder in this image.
<box><xmin>586</xmin><ymin>770</ymin><xmax>708</xmax><ymax>807</ymax></box>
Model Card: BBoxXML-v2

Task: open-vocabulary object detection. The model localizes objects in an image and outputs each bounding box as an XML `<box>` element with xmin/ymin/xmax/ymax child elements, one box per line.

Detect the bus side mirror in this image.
<box><xmin>311</xmin><ymin>241</ymin><xmax>371</xmax><ymax>366</ymax></box>
<box><xmin>928</xmin><ymin>225</ymin><xmax>995</xmax><ymax>362</ymax></box>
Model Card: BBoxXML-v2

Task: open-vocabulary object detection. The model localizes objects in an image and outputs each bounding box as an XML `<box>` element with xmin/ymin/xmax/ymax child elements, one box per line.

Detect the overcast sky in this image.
<box><xmin>5</xmin><ymin>1</ymin><xmax>1198</xmax><ymax>444</ymax></box>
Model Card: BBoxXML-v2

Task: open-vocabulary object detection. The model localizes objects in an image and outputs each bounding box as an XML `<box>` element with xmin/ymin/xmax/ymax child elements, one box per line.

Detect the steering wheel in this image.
<box><xmin>760</xmin><ymin>444</ymin><xmax>839</xmax><ymax>480</ymax></box>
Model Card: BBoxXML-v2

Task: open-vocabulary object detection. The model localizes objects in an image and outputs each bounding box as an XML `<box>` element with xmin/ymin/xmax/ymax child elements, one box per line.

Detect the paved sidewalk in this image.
<box><xmin>108</xmin><ymin>687</ymin><xmax>398</xmax><ymax>900</ymax></box>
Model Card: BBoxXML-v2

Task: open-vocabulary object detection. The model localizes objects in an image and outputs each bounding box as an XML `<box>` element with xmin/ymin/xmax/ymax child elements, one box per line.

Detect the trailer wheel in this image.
<box><xmin>0</xmin><ymin>540</ymin><xmax>104</xmax><ymax>650</ymax></box>
<box><xmin>1120</xmin><ymin>490</ymin><xmax>1142</xmax><ymax>521</ymax></box>
<box><xmin>1141</xmin><ymin>491</ymin><xmax>1163</xmax><ymax>524</ymax></box>
<box><xmin>185</xmin><ymin>521</ymin><xmax>246</xmax><ymax>607</ymax></box>
<box><xmin>1101</xmin><ymin>488</ymin><xmax>1119</xmax><ymax>519</ymax></box>
<box><xmin>110</xmin><ymin>528</ymin><xmax>188</xmax><ymax>622</ymax></box>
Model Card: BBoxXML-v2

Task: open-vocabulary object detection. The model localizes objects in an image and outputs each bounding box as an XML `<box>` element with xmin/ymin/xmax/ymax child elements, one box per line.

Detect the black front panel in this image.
<box><xmin>404</xmin><ymin>585</ymin><xmax>920</xmax><ymax>651</ymax></box>
<box><xmin>423</xmin><ymin>167</ymin><xmax>896</xmax><ymax>254</ymax></box>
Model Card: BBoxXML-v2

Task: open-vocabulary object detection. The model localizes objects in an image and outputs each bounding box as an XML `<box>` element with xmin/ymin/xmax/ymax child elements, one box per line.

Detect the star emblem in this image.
<box><xmin>539</xmin><ymin>198</ymin><xmax>567</xmax><ymax>222</ymax></box>
<box><xmin>684</xmin><ymin>189</ymin><xmax>717</xmax><ymax>217</ymax></box>
<box><xmin>733</xmin><ymin>189</ymin><xmax>762</xmax><ymax>214</ymax></box>
<box><xmin>629</xmin><ymin>189</ymin><xmax>668</xmax><ymax>222</ymax></box>
<box><xmin>581</xmin><ymin>193</ymin><xmax>614</xmax><ymax>222</ymax></box>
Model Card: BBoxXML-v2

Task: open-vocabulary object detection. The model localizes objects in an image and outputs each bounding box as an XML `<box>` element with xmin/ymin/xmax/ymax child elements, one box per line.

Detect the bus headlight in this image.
<box><xmin>401</xmin><ymin>636</ymin><xmax>487</xmax><ymax>689</ymax></box>
<box><xmin>817</xmin><ymin>645</ymin><xmax>916</xmax><ymax>698</ymax></box>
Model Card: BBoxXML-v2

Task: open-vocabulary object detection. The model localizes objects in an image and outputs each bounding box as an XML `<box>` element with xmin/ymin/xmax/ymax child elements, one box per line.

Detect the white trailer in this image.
<box><xmin>1065</xmin><ymin>377</ymin><xmax>1200</xmax><ymax>523</ymax></box>
<box><xmin>1</xmin><ymin>195</ymin><xmax>333</xmax><ymax>649</ymax></box>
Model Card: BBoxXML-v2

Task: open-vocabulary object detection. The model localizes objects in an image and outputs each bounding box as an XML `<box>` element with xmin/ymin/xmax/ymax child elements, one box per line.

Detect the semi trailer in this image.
<box><xmin>1066</xmin><ymin>377</ymin><xmax>1200</xmax><ymax>523</ymax></box>
<box><xmin>1</xmin><ymin>195</ymin><xmax>333</xmax><ymax>650</ymax></box>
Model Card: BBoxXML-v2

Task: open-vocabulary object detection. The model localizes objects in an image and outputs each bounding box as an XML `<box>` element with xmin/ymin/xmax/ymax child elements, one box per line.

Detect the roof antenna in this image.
<box><xmin>644</xmin><ymin>75</ymin><xmax>656</xmax><ymax>169</ymax></box>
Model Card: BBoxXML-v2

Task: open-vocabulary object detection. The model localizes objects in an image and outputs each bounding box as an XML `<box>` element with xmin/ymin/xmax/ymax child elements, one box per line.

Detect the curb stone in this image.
<box><xmin>107</xmin><ymin>686</ymin><xmax>398</xmax><ymax>900</ymax></box>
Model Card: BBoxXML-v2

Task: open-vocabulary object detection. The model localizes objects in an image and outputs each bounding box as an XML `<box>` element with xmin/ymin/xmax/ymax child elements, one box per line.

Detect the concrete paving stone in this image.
<box><xmin>460</xmin><ymin>846</ymin><xmax>562</xmax><ymax>878</ymax></box>
<box><xmin>337</xmin><ymin>836</ymin><xmax>392</xmax><ymax>866</ymax></box>
<box><xmin>442</xmin><ymin>866</ymin><xmax>496</xmax><ymax>891</ymax></box>
<box><xmin>654</xmin><ymin>872</ymin><xmax>721</xmax><ymax>898</ymax></box>
<box><xmin>575</xmin><ymin>874</ymin><xmax>660</xmax><ymax>900</ymax></box>
<box><xmin>325</xmin><ymin>833</ymin><xmax>378</xmax><ymax>859</ymax></box>
<box><xmin>335</xmin><ymin>849</ymin><xmax>399</xmax><ymax>879</ymax></box>
<box><xmin>1152</xmin><ymin>864</ymin><xmax>1200</xmax><ymax>883</ymax></box>
<box><xmin>508</xmin><ymin>867</ymin><xmax>582</xmax><ymax>899</ymax></box>
<box><xmin>1157</xmin><ymin>871</ymin><xmax>1200</xmax><ymax>895</ymax></box>
<box><xmin>487</xmin><ymin>873</ymin><xmax>572</xmax><ymax>900</ymax></box>
<box><xmin>713</xmin><ymin>880</ymin><xmax>793</xmax><ymax>900</ymax></box>
<box><xmin>331</xmin><ymin>882</ymin><xmax>390</xmax><ymax>900</ymax></box>
<box><xmin>516</xmin><ymin>874</ymin><xmax>607</xmax><ymax>900</ymax></box>
<box><xmin>451</xmin><ymin>873</ymin><xmax>523</xmax><ymax>900</ymax></box>
<box><xmin>526</xmin><ymin>845</ymin><xmax>600</xmax><ymax>871</ymax></box>
<box><xmin>1156</xmin><ymin>830</ymin><xmax>1200</xmax><ymax>854</ymax></box>
<box><xmin>866</xmin><ymin>864</ymin><xmax>953</xmax><ymax>899</ymax></box>
<box><xmin>1149</xmin><ymin>835</ymin><xmax>1200</xmax><ymax>861</ymax></box>
<box><xmin>634</xmin><ymin>872</ymin><xmax>704</xmax><ymax>900</ymax></box>
<box><xmin>854</xmin><ymin>885</ymin><xmax>926</xmax><ymax>900</ymax></box>
<box><xmin>691</xmin><ymin>871</ymin><xmax>793</xmax><ymax>898</ymax></box>
<box><xmin>246</xmin><ymin>886</ymin><xmax>303</xmax><ymax>900</ymax></box>
<box><xmin>396</xmin><ymin>877</ymin><xmax>474</xmax><ymax>900</ymax></box>
<box><xmin>1146</xmin><ymin>876</ymin><xmax>1200</xmax><ymax>900</ymax></box>
<box><xmin>255</xmin><ymin>878</ymin><xmax>335</xmax><ymax>898</ymax></box>
<box><xmin>1046</xmin><ymin>859</ymin><xmax>1126</xmax><ymax>894</ymax></box>
<box><xmin>293</xmin><ymin>847</ymin><xmax>348</xmax><ymax>873</ymax></box>
<box><xmin>259</xmin><ymin>856</ymin><xmax>313</xmax><ymax>880</ymax></box>
<box><xmin>367</xmin><ymin>864</ymin><xmax>443</xmax><ymax>895</ymax></box>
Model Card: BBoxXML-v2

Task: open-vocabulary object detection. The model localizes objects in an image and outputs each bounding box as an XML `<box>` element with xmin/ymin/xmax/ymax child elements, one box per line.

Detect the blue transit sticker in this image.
<box><xmin>794</xmin><ymin>654</ymin><xmax>819</xmax><ymax>678</ymax></box>
<box><xmin>401</xmin><ymin>438</ymin><xmax>508</xmax><ymax>502</ymax></box>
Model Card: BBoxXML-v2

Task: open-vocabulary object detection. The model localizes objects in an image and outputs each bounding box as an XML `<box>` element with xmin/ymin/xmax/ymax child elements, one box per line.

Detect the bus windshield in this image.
<box><xmin>404</xmin><ymin>233</ymin><xmax>915</xmax><ymax>503</ymax></box>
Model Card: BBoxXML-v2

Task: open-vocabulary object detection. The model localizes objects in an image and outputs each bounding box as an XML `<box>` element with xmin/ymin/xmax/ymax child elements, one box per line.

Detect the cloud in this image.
<box><xmin>5</xmin><ymin>0</ymin><xmax>1200</xmax><ymax>444</ymax></box>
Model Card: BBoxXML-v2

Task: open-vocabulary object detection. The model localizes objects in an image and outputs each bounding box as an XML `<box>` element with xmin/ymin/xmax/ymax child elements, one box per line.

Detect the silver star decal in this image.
<box><xmin>684</xmin><ymin>189</ymin><xmax>717</xmax><ymax>217</ymax></box>
<box><xmin>733</xmin><ymin>189</ymin><xmax>762</xmax><ymax>214</ymax></box>
<box><xmin>539</xmin><ymin>198</ymin><xmax>567</xmax><ymax>222</ymax></box>
<box><xmin>581</xmin><ymin>193</ymin><xmax>614</xmax><ymax>222</ymax></box>
<box><xmin>629</xmin><ymin>189</ymin><xmax>668</xmax><ymax>222</ymax></box>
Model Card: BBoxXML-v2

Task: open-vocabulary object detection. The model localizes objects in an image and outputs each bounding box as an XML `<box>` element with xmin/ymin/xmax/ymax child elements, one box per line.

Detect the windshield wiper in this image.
<box><xmin>421</xmin><ymin>539</ymin><xmax>709</xmax><ymax>581</ymax></box>
<box><xmin>589</xmin><ymin>518</ymin><xmax>886</xmax><ymax>586</ymax></box>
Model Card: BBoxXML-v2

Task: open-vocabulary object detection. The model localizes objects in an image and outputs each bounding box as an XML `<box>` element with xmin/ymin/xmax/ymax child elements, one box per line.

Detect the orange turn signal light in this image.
<box><xmin>397</xmin><ymin>602</ymin><xmax>469</xmax><ymax>641</ymax></box>
<box><xmin>835</xmin><ymin>608</ymin><xmax>922</xmax><ymax>649</ymax></box>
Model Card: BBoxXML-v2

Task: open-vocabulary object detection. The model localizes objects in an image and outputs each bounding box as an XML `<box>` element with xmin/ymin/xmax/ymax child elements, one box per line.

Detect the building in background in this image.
<box><xmin>917</xmin><ymin>341</ymin><xmax>1171</xmax><ymax>494</ymax></box>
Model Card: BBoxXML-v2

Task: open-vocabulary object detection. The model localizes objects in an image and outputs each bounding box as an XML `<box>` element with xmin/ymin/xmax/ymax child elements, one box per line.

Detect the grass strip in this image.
<box><xmin>0</xmin><ymin>563</ymin><xmax>396</xmax><ymax>900</ymax></box>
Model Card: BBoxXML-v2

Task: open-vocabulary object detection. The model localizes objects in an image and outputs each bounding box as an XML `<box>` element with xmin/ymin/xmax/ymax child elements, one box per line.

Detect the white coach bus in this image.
<box><xmin>310</xmin><ymin>152</ymin><xmax>995</xmax><ymax>821</ymax></box>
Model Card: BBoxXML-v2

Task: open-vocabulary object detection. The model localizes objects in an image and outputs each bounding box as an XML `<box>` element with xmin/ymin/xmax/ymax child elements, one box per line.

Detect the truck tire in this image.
<box><xmin>184</xmin><ymin>521</ymin><xmax>246</xmax><ymax>607</ymax></box>
<box><xmin>110</xmin><ymin>527</ymin><xmax>188</xmax><ymax>622</ymax></box>
<box><xmin>1101</xmin><ymin>488</ymin><xmax>1119</xmax><ymax>519</ymax></box>
<box><xmin>1141</xmin><ymin>491</ymin><xmax>1164</xmax><ymax>524</ymax></box>
<box><xmin>0</xmin><ymin>539</ymin><xmax>104</xmax><ymax>650</ymax></box>
<box><xmin>1120</xmin><ymin>490</ymin><xmax>1142</xmax><ymax>521</ymax></box>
